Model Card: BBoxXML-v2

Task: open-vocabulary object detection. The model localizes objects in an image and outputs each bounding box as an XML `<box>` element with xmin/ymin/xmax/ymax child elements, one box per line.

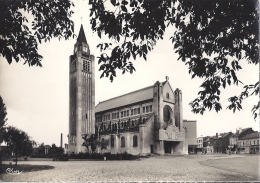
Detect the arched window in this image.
<box><xmin>133</xmin><ymin>135</ymin><xmax>138</xmax><ymax>147</ymax></box>
<box><xmin>121</xmin><ymin>136</ymin><xmax>125</xmax><ymax>147</ymax></box>
<box><xmin>111</xmin><ymin>136</ymin><xmax>114</xmax><ymax>148</ymax></box>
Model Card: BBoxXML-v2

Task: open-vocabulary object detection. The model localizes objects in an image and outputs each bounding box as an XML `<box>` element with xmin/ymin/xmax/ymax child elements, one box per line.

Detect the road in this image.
<box><xmin>1</xmin><ymin>154</ymin><xmax>259</xmax><ymax>182</ymax></box>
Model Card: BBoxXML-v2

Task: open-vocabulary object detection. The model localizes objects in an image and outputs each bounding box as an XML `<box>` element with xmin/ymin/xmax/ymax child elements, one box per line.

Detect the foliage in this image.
<box><xmin>49</xmin><ymin>144</ymin><xmax>64</xmax><ymax>156</ymax></box>
<box><xmin>89</xmin><ymin>0</ymin><xmax>259</xmax><ymax>119</ymax></box>
<box><xmin>0</xmin><ymin>96</ymin><xmax>8</xmax><ymax>169</ymax></box>
<box><xmin>82</xmin><ymin>134</ymin><xmax>98</xmax><ymax>153</ymax></box>
<box><xmin>36</xmin><ymin>143</ymin><xmax>45</xmax><ymax>156</ymax></box>
<box><xmin>68</xmin><ymin>152</ymin><xmax>134</xmax><ymax>160</ymax></box>
<box><xmin>32</xmin><ymin>143</ymin><xmax>64</xmax><ymax>158</ymax></box>
<box><xmin>0</xmin><ymin>0</ymin><xmax>75</xmax><ymax>66</ymax></box>
<box><xmin>94</xmin><ymin>138</ymin><xmax>109</xmax><ymax>153</ymax></box>
<box><xmin>3</xmin><ymin>126</ymin><xmax>36</xmax><ymax>166</ymax></box>
<box><xmin>0</xmin><ymin>96</ymin><xmax>8</xmax><ymax>143</ymax></box>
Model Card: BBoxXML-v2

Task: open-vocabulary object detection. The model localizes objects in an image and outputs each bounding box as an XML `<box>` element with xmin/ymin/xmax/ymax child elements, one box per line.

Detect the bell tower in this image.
<box><xmin>68</xmin><ymin>25</ymin><xmax>95</xmax><ymax>153</ymax></box>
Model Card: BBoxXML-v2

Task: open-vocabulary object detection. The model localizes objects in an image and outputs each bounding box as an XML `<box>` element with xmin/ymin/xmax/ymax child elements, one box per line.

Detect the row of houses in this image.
<box><xmin>197</xmin><ymin>127</ymin><xmax>259</xmax><ymax>154</ymax></box>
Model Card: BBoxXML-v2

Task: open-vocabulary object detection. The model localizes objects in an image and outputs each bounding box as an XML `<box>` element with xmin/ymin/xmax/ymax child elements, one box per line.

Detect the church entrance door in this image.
<box><xmin>164</xmin><ymin>141</ymin><xmax>171</xmax><ymax>154</ymax></box>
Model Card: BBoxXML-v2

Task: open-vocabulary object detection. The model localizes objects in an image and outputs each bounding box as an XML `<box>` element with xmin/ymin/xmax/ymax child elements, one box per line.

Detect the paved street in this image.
<box><xmin>1</xmin><ymin>154</ymin><xmax>259</xmax><ymax>182</ymax></box>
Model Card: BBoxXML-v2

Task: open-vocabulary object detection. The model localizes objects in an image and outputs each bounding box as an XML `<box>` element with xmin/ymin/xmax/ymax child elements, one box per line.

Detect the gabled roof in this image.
<box><xmin>95</xmin><ymin>85</ymin><xmax>154</xmax><ymax>113</ymax></box>
<box><xmin>232</xmin><ymin>128</ymin><xmax>251</xmax><ymax>137</ymax></box>
<box><xmin>239</xmin><ymin>132</ymin><xmax>260</xmax><ymax>140</ymax></box>
<box><xmin>221</xmin><ymin>132</ymin><xmax>232</xmax><ymax>138</ymax></box>
<box><xmin>77</xmin><ymin>24</ymin><xmax>87</xmax><ymax>44</ymax></box>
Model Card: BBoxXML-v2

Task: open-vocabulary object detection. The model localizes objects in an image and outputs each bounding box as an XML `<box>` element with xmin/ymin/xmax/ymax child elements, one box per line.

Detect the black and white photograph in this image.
<box><xmin>0</xmin><ymin>0</ymin><xmax>259</xmax><ymax>182</ymax></box>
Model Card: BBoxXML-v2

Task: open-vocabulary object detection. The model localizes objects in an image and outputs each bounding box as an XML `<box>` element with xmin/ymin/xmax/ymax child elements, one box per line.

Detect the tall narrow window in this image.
<box><xmin>121</xmin><ymin>136</ymin><xmax>125</xmax><ymax>147</ymax></box>
<box><xmin>111</xmin><ymin>136</ymin><xmax>114</xmax><ymax>147</ymax></box>
<box><xmin>83</xmin><ymin>60</ymin><xmax>90</xmax><ymax>73</ymax></box>
<box><xmin>142</xmin><ymin>107</ymin><xmax>145</xmax><ymax>113</ymax></box>
<box><xmin>133</xmin><ymin>135</ymin><xmax>138</xmax><ymax>147</ymax></box>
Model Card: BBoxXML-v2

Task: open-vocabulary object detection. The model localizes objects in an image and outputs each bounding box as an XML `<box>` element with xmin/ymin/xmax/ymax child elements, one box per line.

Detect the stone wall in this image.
<box><xmin>139</xmin><ymin>115</ymin><xmax>154</xmax><ymax>156</ymax></box>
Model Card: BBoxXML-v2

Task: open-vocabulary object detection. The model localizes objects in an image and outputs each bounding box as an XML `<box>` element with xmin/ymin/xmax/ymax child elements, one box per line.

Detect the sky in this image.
<box><xmin>0</xmin><ymin>0</ymin><xmax>259</xmax><ymax>146</ymax></box>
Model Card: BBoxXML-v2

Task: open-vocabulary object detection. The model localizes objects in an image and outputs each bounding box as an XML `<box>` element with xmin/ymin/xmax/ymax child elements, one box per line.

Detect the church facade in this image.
<box><xmin>68</xmin><ymin>25</ymin><xmax>190</xmax><ymax>155</ymax></box>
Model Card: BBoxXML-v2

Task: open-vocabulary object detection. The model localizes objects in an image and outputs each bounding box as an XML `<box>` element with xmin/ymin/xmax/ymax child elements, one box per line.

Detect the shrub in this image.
<box><xmin>68</xmin><ymin>152</ymin><xmax>134</xmax><ymax>160</ymax></box>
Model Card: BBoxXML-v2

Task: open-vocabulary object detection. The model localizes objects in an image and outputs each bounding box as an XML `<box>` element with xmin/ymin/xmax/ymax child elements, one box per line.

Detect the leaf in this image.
<box><xmin>4</xmin><ymin>48</ymin><xmax>12</xmax><ymax>64</ymax></box>
<box><xmin>122</xmin><ymin>0</ymin><xmax>128</xmax><ymax>5</ymax></box>
<box><xmin>121</xmin><ymin>5</ymin><xmax>127</xmax><ymax>12</ymax></box>
<box><xmin>110</xmin><ymin>0</ymin><xmax>116</xmax><ymax>5</ymax></box>
<box><xmin>222</xmin><ymin>79</ymin><xmax>226</xmax><ymax>89</ymax></box>
<box><xmin>230</xmin><ymin>70</ymin><xmax>237</xmax><ymax>84</ymax></box>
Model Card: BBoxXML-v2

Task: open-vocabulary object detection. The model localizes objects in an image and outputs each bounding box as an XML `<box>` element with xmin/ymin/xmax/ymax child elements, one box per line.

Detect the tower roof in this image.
<box><xmin>77</xmin><ymin>24</ymin><xmax>87</xmax><ymax>44</ymax></box>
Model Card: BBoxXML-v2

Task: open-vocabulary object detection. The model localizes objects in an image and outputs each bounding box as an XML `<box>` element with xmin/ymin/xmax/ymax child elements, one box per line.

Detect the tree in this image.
<box><xmin>82</xmin><ymin>134</ymin><xmax>98</xmax><ymax>153</ymax></box>
<box><xmin>3</xmin><ymin>126</ymin><xmax>36</xmax><ymax>166</ymax></box>
<box><xmin>0</xmin><ymin>96</ymin><xmax>8</xmax><ymax>170</ymax></box>
<box><xmin>94</xmin><ymin>138</ymin><xmax>109</xmax><ymax>154</ymax></box>
<box><xmin>37</xmin><ymin>143</ymin><xmax>46</xmax><ymax>156</ymax></box>
<box><xmin>0</xmin><ymin>96</ymin><xmax>7</xmax><ymax>143</ymax></box>
<box><xmin>89</xmin><ymin>0</ymin><xmax>259</xmax><ymax>119</ymax></box>
<box><xmin>0</xmin><ymin>0</ymin><xmax>75</xmax><ymax>66</ymax></box>
<box><xmin>49</xmin><ymin>144</ymin><xmax>64</xmax><ymax>156</ymax></box>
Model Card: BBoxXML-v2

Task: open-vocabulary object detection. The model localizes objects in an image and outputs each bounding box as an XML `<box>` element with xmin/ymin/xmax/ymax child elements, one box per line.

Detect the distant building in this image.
<box><xmin>213</xmin><ymin>132</ymin><xmax>233</xmax><ymax>153</ymax></box>
<box><xmin>197</xmin><ymin>136</ymin><xmax>203</xmax><ymax>152</ymax></box>
<box><xmin>219</xmin><ymin>132</ymin><xmax>233</xmax><ymax>153</ymax></box>
<box><xmin>229</xmin><ymin>127</ymin><xmax>255</xmax><ymax>153</ymax></box>
<box><xmin>237</xmin><ymin>131</ymin><xmax>259</xmax><ymax>154</ymax></box>
<box><xmin>44</xmin><ymin>145</ymin><xmax>51</xmax><ymax>155</ymax></box>
<box><xmin>203</xmin><ymin>136</ymin><xmax>214</xmax><ymax>154</ymax></box>
<box><xmin>64</xmin><ymin>143</ymin><xmax>69</xmax><ymax>154</ymax></box>
<box><xmin>183</xmin><ymin>120</ymin><xmax>197</xmax><ymax>153</ymax></box>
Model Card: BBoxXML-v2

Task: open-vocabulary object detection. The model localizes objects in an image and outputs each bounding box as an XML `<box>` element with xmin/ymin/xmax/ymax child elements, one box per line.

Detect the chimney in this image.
<box><xmin>239</xmin><ymin>127</ymin><xmax>242</xmax><ymax>134</ymax></box>
<box><xmin>216</xmin><ymin>133</ymin><xmax>218</xmax><ymax>138</ymax></box>
<box><xmin>61</xmin><ymin>133</ymin><xmax>63</xmax><ymax>148</ymax></box>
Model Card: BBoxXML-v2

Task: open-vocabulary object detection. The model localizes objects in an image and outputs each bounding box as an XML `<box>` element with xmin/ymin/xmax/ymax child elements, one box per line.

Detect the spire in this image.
<box><xmin>77</xmin><ymin>24</ymin><xmax>87</xmax><ymax>44</ymax></box>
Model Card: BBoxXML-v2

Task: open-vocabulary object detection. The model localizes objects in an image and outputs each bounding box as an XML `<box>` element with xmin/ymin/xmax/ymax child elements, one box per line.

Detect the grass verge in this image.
<box><xmin>0</xmin><ymin>164</ymin><xmax>54</xmax><ymax>174</ymax></box>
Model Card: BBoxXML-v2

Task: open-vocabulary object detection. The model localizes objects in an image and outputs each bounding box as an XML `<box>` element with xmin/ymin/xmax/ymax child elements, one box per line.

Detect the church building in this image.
<box><xmin>68</xmin><ymin>25</ymin><xmax>194</xmax><ymax>155</ymax></box>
